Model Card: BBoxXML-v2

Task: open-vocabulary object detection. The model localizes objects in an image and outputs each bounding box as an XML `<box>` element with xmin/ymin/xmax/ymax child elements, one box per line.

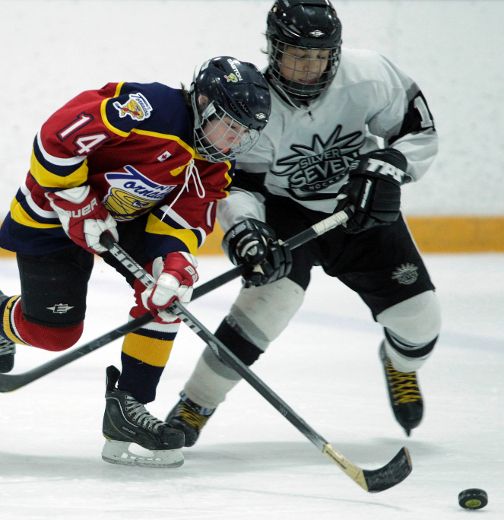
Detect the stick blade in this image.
<box><xmin>0</xmin><ymin>373</ymin><xmax>29</xmax><ymax>393</ymax></box>
<box><xmin>363</xmin><ymin>447</ymin><xmax>412</xmax><ymax>492</ymax></box>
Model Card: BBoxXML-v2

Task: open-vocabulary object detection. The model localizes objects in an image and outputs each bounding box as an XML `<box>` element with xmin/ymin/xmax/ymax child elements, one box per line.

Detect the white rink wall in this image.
<box><xmin>0</xmin><ymin>0</ymin><xmax>502</xmax><ymax>217</ymax></box>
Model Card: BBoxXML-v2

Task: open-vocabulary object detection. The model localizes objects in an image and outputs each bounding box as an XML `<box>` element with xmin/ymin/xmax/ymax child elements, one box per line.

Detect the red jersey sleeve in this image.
<box><xmin>30</xmin><ymin>82</ymin><xmax>148</xmax><ymax>190</ymax></box>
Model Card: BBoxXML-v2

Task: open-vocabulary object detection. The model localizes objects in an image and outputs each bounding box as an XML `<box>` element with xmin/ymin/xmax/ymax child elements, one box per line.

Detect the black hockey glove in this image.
<box><xmin>340</xmin><ymin>148</ymin><xmax>409</xmax><ymax>234</ymax></box>
<box><xmin>222</xmin><ymin>218</ymin><xmax>292</xmax><ymax>287</ymax></box>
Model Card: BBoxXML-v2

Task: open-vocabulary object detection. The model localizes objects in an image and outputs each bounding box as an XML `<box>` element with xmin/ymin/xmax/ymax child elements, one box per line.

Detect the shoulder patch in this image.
<box><xmin>112</xmin><ymin>92</ymin><xmax>153</xmax><ymax>121</ymax></box>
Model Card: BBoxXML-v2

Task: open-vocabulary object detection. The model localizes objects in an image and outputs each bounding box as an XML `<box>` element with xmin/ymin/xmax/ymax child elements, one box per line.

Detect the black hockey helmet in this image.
<box><xmin>190</xmin><ymin>56</ymin><xmax>271</xmax><ymax>162</ymax></box>
<box><xmin>266</xmin><ymin>0</ymin><xmax>342</xmax><ymax>101</ymax></box>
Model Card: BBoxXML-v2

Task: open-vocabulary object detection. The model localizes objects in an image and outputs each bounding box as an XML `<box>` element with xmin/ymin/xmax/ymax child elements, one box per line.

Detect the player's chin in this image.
<box><xmin>296</xmin><ymin>77</ymin><xmax>321</xmax><ymax>85</ymax></box>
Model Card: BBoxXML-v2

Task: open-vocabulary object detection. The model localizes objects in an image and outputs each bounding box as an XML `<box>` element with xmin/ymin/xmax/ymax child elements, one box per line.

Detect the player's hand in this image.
<box><xmin>46</xmin><ymin>186</ymin><xmax>118</xmax><ymax>254</ymax></box>
<box><xmin>339</xmin><ymin>148</ymin><xmax>409</xmax><ymax>233</ymax></box>
<box><xmin>222</xmin><ymin>218</ymin><xmax>292</xmax><ymax>287</ymax></box>
<box><xmin>141</xmin><ymin>252</ymin><xmax>198</xmax><ymax>323</ymax></box>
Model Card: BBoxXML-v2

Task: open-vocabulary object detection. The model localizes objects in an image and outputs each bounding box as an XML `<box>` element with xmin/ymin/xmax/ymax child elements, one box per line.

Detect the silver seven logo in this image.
<box><xmin>271</xmin><ymin>125</ymin><xmax>364</xmax><ymax>195</ymax></box>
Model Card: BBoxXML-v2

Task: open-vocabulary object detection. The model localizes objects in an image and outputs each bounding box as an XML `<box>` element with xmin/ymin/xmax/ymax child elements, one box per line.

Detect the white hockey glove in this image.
<box><xmin>141</xmin><ymin>252</ymin><xmax>199</xmax><ymax>323</ymax></box>
<box><xmin>46</xmin><ymin>185</ymin><xmax>118</xmax><ymax>254</ymax></box>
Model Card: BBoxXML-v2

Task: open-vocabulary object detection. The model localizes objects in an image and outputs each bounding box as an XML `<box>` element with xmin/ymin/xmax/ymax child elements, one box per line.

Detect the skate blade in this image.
<box><xmin>101</xmin><ymin>439</ymin><xmax>184</xmax><ymax>468</ymax></box>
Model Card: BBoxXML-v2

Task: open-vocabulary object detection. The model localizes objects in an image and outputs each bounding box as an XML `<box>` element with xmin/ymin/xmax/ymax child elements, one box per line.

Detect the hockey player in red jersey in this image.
<box><xmin>165</xmin><ymin>1</ymin><xmax>442</xmax><ymax>443</ymax></box>
<box><xmin>0</xmin><ymin>56</ymin><xmax>271</xmax><ymax>467</ymax></box>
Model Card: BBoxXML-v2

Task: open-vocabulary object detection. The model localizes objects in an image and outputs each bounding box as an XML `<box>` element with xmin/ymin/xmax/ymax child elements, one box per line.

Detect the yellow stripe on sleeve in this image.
<box><xmin>10</xmin><ymin>200</ymin><xmax>61</xmax><ymax>229</ymax></box>
<box><xmin>223</xmin><ymin>170</ymin><xmax>232</xmax><ymax>191</ymax></box>
<box><xmin>145</xmin><ymin>213</ymin><xmax>199</xmax><ymax>254</ymax></box>
<box><xmin>122</xmin><ymin>332</ymin><xmax>174</xmax><ymax>367</ymax></box>
<box><xmin>30</xmin><ymin>150</ymin><xmax>89</xmax><ymax>189</ymax></box>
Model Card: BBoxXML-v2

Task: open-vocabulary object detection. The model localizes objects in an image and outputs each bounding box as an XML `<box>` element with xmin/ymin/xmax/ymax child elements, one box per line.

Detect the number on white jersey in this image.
<box><xmin>414</xmin><ymin>96</ymin><xmax>434</xmax><ymax>129</ymax></box>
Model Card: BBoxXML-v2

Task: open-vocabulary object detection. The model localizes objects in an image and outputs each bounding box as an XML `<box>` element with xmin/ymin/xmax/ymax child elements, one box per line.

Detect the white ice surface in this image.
<box><xmin>0</xmin><ymin>254</ymin><xmax>503</xmax><ymax>519</ymax></box>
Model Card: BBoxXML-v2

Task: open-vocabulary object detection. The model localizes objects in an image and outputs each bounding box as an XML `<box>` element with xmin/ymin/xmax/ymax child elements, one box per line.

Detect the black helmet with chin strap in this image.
<box><xmin>266</xmin><ymin>0</ymin><xmax>342</xmax><ymax>102</ymax></box>
<box><xmin>190</xmin><ymin>56</ymin><xmax>271</xmax><ymax>162</ymax></box>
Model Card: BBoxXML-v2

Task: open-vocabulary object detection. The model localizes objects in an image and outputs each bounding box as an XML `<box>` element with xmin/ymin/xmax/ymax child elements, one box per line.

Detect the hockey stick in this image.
<box><xmin>101</xmin><ymin>239</ymin><xmax>413</xmax><ymax>492</ymax></box>
<box><xmin>171</xmin><ymin>300</ymin><xmax>412</xmax><ymax>492</ymax></box>
<box><xmin>193</xmin><ymin>209</ymin><xmax>349</xmax><ymax>297</ymax></box>
<box><xmin>0</xmin><ymin>211</ymin><xmax>348</xmax><ymax>393</ymax></box>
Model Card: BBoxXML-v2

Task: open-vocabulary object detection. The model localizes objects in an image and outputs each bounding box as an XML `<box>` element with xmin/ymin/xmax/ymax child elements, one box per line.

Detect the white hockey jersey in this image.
<box><xmin>218</xmin><ymin>48</ymin><xmax>438</xmax><ymax>230</ymax></box>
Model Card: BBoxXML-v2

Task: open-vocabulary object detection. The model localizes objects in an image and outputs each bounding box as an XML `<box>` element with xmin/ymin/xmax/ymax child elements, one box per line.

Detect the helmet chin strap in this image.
<box><xmin>266</xmin><ymin>67</ymin><xmax>332</xmax><ymax>111</ymax></box>
<box><xmin>267</xmin><ymin>71</ymin><xmax>306</xmax><ymax>110</ymax></box>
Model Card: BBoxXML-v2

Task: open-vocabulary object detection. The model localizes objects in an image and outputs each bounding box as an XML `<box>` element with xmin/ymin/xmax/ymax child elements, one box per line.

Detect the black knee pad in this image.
<box><xmin>215</xmin><ymin>318</ymin><xmax>263</xmax><ymax>366</ymax></box>
<box><xmin>384</xmin><ymin>328</ymin><xmax>438</xmax><ymax>360</ymax></box>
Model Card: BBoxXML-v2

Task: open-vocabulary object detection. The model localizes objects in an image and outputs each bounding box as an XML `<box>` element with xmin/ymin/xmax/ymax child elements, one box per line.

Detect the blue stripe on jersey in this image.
<box><xmin>151</xmin><ymin>207</ymin><xmax>205</xmax><ymax>247</ymax></box>
<box><xmin>33</xmin><ymin>137</ymin><xmax>85</xmax><ymax>178</ymax></box>
<box><xmin>0</xmin><ymin>215</ymin><xmax>70</xmax><ymax>255</ymax></box>
<box><xmin>14</xmin><ymin>190</ymin><xmax>60</xmax><ymax>225</ymax></box>
<box><xmin>144</xmin><ymin>233</ymin><xmax>191</xmax><ymax>259</ymax></box>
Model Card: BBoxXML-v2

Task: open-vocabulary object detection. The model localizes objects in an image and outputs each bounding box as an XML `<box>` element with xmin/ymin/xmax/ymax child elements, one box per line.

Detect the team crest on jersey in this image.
<box><xmin>271</xmin><ymin>125</ymin><xmax>364</xmax><ymax>197</ymax></box>
<box><xmin>113</xmin><ymin>92</ymin><xmax>153</xmax><ymax>121</ymax></box>
<box><xmin>104</xmin><ymin>165</ymin><xmax>175</xmax><ymax>221</ymax></box>
<box><xmin>391</xmin><ymin>263</ymin><xmax>419</xmax><ymax>285</ymax></box>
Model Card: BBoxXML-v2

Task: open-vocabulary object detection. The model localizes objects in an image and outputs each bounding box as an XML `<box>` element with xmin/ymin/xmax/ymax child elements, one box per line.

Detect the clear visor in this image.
<box><xmin>194</xmin><ymin>102</ymin><xmax>259</xmax><ymax>162</ymax></box>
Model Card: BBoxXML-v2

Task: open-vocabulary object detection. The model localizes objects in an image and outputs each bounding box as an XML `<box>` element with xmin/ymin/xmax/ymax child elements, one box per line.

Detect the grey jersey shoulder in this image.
<box><xmin>233</xmin><ymin>47</ymin><xmax>437</xmax><ymax>215</ymax></box>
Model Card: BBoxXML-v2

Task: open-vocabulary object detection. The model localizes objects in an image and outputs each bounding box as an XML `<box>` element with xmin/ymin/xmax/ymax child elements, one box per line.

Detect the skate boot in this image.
<box><xmin>380</xmin><ymin>342</ymin><xmax>423</xmax><ymax>436</ymax></box>
<box><xmin>102</xmin><ymin>365</ymin><xmax>185</xmax><ymax>467</ymax></box>
<box><xmin>0</xmin><ymin>292</ymin><xmax>15</xmax><ymax>373</ymax></box>
<box><xmin>166</xmin><ymin>392</ymin><xmax>215</xmax><ymax>447</ymax></box>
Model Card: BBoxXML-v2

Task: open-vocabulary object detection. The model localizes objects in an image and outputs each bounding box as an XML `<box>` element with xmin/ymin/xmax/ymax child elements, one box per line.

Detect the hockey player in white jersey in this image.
<box><xmin>166</xmin><ymin>0</ymin><xmax>441</xmax><ymax>442</ymax></box>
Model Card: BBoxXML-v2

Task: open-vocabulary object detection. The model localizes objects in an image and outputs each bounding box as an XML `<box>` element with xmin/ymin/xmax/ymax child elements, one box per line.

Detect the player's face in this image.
<box><xmin>279</xmin><ymin>45</ymin><xmax>331</xmax><ymax>84</ymax></box>
<box><xmin>202</xmin><ymin>116</ymin><xmax>250</xmax><ymax>155</ymax></box>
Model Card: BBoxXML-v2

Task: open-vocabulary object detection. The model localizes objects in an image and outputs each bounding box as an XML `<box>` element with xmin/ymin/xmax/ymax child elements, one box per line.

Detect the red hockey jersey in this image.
<box><xmin>0</xmin><ymin>82</ymin><xmax>232</xmax><ymax>257</ymax></box>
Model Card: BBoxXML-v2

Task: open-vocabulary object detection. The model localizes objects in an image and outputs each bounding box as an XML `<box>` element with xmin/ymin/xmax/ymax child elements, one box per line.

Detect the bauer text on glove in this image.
<box><xmin>46</xmin><ymin>185</ymin><xmax>118</xmax><ymax>253</ymax></box>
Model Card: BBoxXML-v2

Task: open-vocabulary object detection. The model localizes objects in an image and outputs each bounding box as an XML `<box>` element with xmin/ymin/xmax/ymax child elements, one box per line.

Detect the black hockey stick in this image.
<box><xmin>171</xmin><ymin>300</ymin><xmax>412</xmax><ymax>492</ymax></box>
<box><xmin>0</xmin><ymin>211</ymin><xmax>348</xmax><ymax>393</ymax></box>
<box><xmin>102</xmin><ymin>239</ymin><xmax>413</xmax><ymax>492</ymax></box>
<box><xmin>193</xmin><ymin>209</ymin><xmax>348</xmax><ymax>297</ymax></box>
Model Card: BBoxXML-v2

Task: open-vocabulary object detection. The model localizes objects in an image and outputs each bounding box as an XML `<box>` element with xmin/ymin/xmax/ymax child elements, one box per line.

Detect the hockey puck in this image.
<box><xmin>458</xmin><ymin>489</ymin><xmax>488</xmax><ymax>510</ymax></box>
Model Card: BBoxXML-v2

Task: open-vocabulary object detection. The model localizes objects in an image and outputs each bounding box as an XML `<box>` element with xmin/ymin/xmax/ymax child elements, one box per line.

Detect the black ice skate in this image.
<box><xmin>0</xmin><ymin>291</ymin><xmax>15</xmax><ymax>373</ymax></box>
<box><xmin>166</xmin><ymin>392</ymin><xmax>215</xmax><ymax>447</ymax></box>
<box><xmin>380</xmin><ymin>342</ymin><xmax>423</xmax><ymax>436</ymax></box>
<box><xmin>102</xmin><ymin>365</ymin><xmax>185</xmax><ymax>467</ymax></box>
